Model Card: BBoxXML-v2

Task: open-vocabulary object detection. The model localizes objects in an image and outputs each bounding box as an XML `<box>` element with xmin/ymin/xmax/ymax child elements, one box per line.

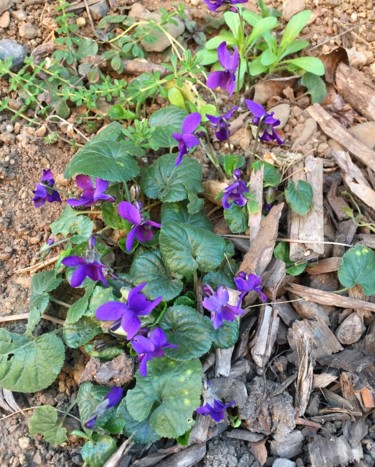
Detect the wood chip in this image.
<box><xmin>250</xmin><ymin>305</ymin><xmax>279</xmax><ymax>369</ymax></box>
<box><xmin>288</xmin><ymin>156</ymin><xmax>324</xmax><ymax>261</ymax></box>
<box><xmin>313</xmin><ymin>373</ymin><xmax>338</xmax><ymax>389</ymax></box>
<box><xmin>294</xmin><ymin>330</ymin><xmax>313</xmax><ymax>417</ymax></box>
<box><xmin>249</xmin><ymin>439</ymin><xmax>268</xmax><ymax>466</ymax></box>
<box><xmin>308</xmin><ymin>434</ymin><xmax>363</xmax><ymax>467</ymax></box>
<box><xmin>306</xmin><ymin>257</ymin><xmax>341</xmax><ymax>274</ymax></box>
<box><xmin>318</xmin><ymin>349</ymin><xmax>373</xmax><ymax>372</ymax></box>
<box><xmin>307</xmin><ymin>104</ymin><xmax>375</xmax><ymax>170</ymax></box>
<box><xmin>226</xmin><ymin>430</ymin><xmax>264</xmax><ymax>442</ymax></box>
<box><xmin>270</xmin><ymin>430</ymin><xmax>304</xmax><ymax>459</ymax></box>
<box><xmin>157</xmin><ymin>443</ymin><xmax>206</xmax><ymax>467</ymax></box>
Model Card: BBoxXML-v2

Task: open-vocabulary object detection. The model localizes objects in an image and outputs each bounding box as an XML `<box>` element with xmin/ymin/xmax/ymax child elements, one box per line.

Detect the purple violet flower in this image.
<box><xmin>197</xmin><ymin>398</ymin><xmax>235</xmax><ymax>422</ymax></box>
<box><xmin>84</xmin><ymin>387</ymin><xmax>124</xmax><ymax>429</ymax></box>
<box><xmin>234</xmin><ymin>271</ymin><xmax>267</xmax><ymax>302</ymax></box>
<box><xmin>67</xmin><ymin>175</ymin><xmax>115</xmax><ymax>207</ymax></box>
<box><xmin>33</xmin><ymin>169</ymin><xmax>62</xmax><ymax>208</ymax></box>
<box><xmin>118</xmin><ymin>201</ymin><xmax>161</xmax><ymax>252</ymax></box>
<box><xmin>96</xmin><ymin>283</ymin><xmax>162</xmax><ymax>340</ymax></box>
<box><xmin>62</xmin><ymin>236</ymin><xmax>108</xmax><ymax>288</ymax></box>
<box><xmin>131</xmin><ymin>327</ymin><xmax>178</xmax><ymax>377</ymax></box>
<box><xmin>206</xmin><ymin>106</ymin><xmax>238</xmax><ymax>141</ymax></box>
<box><xmin>222</xmin><ymin>169</ymin><xmax>249</xmax><ymax>209</ymax></box>
<box><xmin>172</xmin><ymin>113</ymin><xmax>202</xmax><ymax>166</ymax></box>
<box><xmin>203</xmin><ymin>0</ymin><xmax>248</xmax><ymax>12</ymax></box>
<box><xmin>206</xmin><ymin>42</ymin><xmax>239</xmax><ymax>97</ymax></box>
<box><xmin>202</xmin><ymin>284</ymin><xmax>244</xmax><ymax>329</ymax></box>
<box><xmin>246</xmin><ymin>100</ymin><xmax>283</xmax><ymax>144</ymax></box>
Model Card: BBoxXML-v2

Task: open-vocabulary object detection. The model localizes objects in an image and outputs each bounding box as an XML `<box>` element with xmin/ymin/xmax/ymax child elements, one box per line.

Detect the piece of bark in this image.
<box><xmin>103</xmin><ymin>439</ymin><xmax>133</xmax><ymax>467</ymax></box>
<box><xmin>249</xmin><ymin>164</ymin><xmax>264</xmax><ymax>242</ymax></box>
<box><xmin>357</xmin><ymin>387</ymin><xmax>375</xmax><ymax>410</ymax></box>
<box><xmin>308</xmin><ymin>434</ymin><xmax>363</xmax><ymax>467</ymax></box>
<box><xmin>288</xmin><ymin>319</ymin><xmax>343</xmax><ymax>360</ymax></box>
<box><xmin>313</xmin><ymin>373</ymin><xmax>338</xmax><ymax>389</ymax></box>
<box><xmin>340</xmin><ymin>372</ymin><xmax>362</xmax><ymax>413</ymax></box>
<box><xmin>226</xmin><ymin>430</ymin><xmax>264</xmax><ymax>442</ymax></box>
<box><xmin>262</xmin><ymin>258</ymin><xmax>287</xmax><ymax>300</ymax></box>
<box><xmin>273</xmin><ymin>300</ymin><xmax>299</xmax><ymax>326</ymax></box>
<box><xmin>289</xmin><ymin>293</ymin><xmax>330</xmax><ymax>324</ymax></box>
<box><xmin>327</xmin><ymin>181</ymin><xmax>351</xmax><ymax>221</ymax></box>
<box><xmin>132</xmin><ymin>446</ymin><xmax>182</xmax><ymax>467</ymax></box>
<box><xmin>310</xmin><ymin>412</ymin><xmax>353</xmax><ymax>423</ymax></box>
<box><xmin>335</xmin><ymin>62</ymin><xmax>375</xmax><ymax>121</ymax></box>
<box><xmin>294</xmin><ymin>330</ymin><xmax>314</xmax><ymax>417</ymax></box>
<box><xmin>306</xmin><ymin>257</ymin><xmax>341</xmax><ymax>275</ymax></box>
<box><xmin>189</xmin><ymin>415</ymin><xmax>211</xmax><ymax>445</ymax></box>
<box><xmin>233</xmin><ymin>313</ymin><xmax>258</xmax><ymax>361</ymax></box>
<box><xmin>285</xmin><ymin>283</ymin><xmax>375</xmax><ymax>313</ymax></box>
<box><xmin>157</xmin><ymin>443</ymin><xmax>206</xmax><ymax>467</ymax></box>
<box><xmin>270</xmin><ymin>431</ymin><xmax>304</xmax><ymax>459</ymax></box>
<box><xmin>332</xmin><ymin>150</ymin><xmax>371</xmax><ymax>188</ymax></box>
<box><xmin>0</xmin><ymin>389</ymin><xmax>22</xmax><ymax>413</ymax></box>
<box><xmin>322</xmin><ymin>388</ymin><xmax>355</xmax><ymax>411</ymax></box>
<box><xmin>364</xmin><ymin>320</ymin><xmax>375</xmax><ymax>357</ymax></box>
<box><xmin>121</xmin><ymin>59</ymin><xmax>168</xmax><ymax>76</ymax></box>
<box><xmin>229</xmin><ymin>359</ymin><xmax>251</xmax><ymax>379</ymax></box>
<box><xmin>208</xmin><ymin>377</ymin><xmax>248</xmax><ymax>410</ymax></box>
<box><xmin>344</xmin><ymin>416</ymin><xmax>369</xmax><ymax>449</ymax></box>
<box><xmin>250</xmin><ymin>305</ymin><xmax>279</xmax><ymax>370</ymax></box>
<box><xmin>333</xmin><ymin>219</ymin><xmax>357</xmax><ymax>257</ymax></box>
<box><xmin>335</xmin><ymin>312</ymin><xmax>366</xmax><ymax>345</ymax></box>
<box><xmin>356</xmin><ymin>234</ymin><xmax>375</xmax><ymax>249</ymax></box>
<box><xmin>319</xmin><ymin>47</ymin><xmax>349</xmax><ymax>84</ymax></box>
<box><xmin>249</xmin><ymin>439</ymin><xmax>268</xmax><ymax>466</ymax></box>
<box><xmin>288</xmin><ymin>156</ymin><xmax>324</xmax><ymax>262</ymax></box>
<box><xmin>239</xmin><ymin>203</ymin><xmax>284</xmax><ymax>276</ymax></box>
<box><xmin>318</xmin><ymin>349</ymin><xmax>373</xmax><ymax>372</ymax></box>
<box><xmin>307</xmin><ymin>104</ymin><xmax>375</xmax><ymax>170</ymax></box>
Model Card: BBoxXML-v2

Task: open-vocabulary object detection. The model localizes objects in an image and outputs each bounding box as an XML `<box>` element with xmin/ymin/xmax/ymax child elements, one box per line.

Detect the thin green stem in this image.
<box><xmin>200</xmin><ymin>137</ymin><xmax>226</xmax><ymax>180</ymax></box>
<box><xmin>50</xmin><ymin>297</ymin><xmax>71</xmax><ymax>308</ymax></box>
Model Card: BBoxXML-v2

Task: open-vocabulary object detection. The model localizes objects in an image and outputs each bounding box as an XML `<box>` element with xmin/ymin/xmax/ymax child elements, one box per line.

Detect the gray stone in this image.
<box><xmin>0</xmin><ymin>10</ymin><xmax>10</xmax><ymax>28</ymax></box>
<box><xmin>11</xmin><ymin>9</ymin><xmax>27</xmax><ymax>21</ymax></box>
<box><xmin>273</xmin><ymin>460</ymin><xmax>296</xmax><ymax>467</ymax></box>
<box><xmin>270</xmin><ymin>103</ymin><xmax>291</xmax><ymax>129</ymax></box>
<box><xmin>19</xmin><ymin>22</ymin><xmax>37</xmax><ymax>39</ymax></box>
<box><xmin>18</xmin><ymin>436</ymin><xmax>31</xmax><ymax>450</ymax></box>
<box><xmin>0</xmin><ymin>0</ymin><xmax>12</xmax><ymax>16</ymax></box>
<box><xmin>89</xmin><ymin>0</ymin><xmax>109</xmax><ymax>20</ymax></box>
<box><xmin>282</xmin><ymin>0</ymin><xmax>306</xmax><ymax>21</ymax></box>
<box><xmin>0</xmin><ymin>39</ymin><xmax>26</xmax><ymax>69</ymax></box>
<box><xmin>349</xmin><ymin>122</ymin><xmax>375</xmax><ymax>149</ymax></box>
<box><xmin>129</xmin><ymin>3</ymin><xmax>185</xmax><ymax>53</ymax></box>
<box><xmin>292</xmin><ymin>118</ymin><xmax>317</xmax><ymax>148</ymax></box>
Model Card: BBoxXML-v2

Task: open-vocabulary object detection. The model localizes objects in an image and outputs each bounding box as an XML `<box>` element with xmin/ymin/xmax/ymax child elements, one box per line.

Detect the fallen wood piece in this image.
<box><xmin>294</xmin><ymin>329</ymin><xmax>313</xmax><ymax>417</ymax></box>
<box><xmin>288</xmin><ymin>156</ymin><xmax>324</xmax><ymax>262</ymax></box>
<box><xmin>249</xmin><ymin>439</ymin><xmax>267</xmax><ymax>465</ymax></box>
<box><xmin>239</xmin><ymin>203</ymin><xmax>284</xmax><ymax>276</ymax></box>
<box><xmin>313</xmin><ymin>373</ymin><xmax>338</xmax><ymax>389</ymax></box>
<box><xmin>270</xmin><ymin>430</ymin><xmax>304</xmax><ymax>459</ymax></box>
<box><xmin>226</xmin><ymin>429</ymin><xmax>264</xmax><ymax>442</ymax></box>
<box><xmin>285</xmin><ymin>283</ymin><xmax>375</xmax><ymax>313</ymax></box>
<box><xmin>132</xmin><ymin>446</ymin><xmax>182</xmax><ymax>467</ymax></box>
<box><xmin>332</xmin><ymin>219</ymin><xmax>357</xmax><ymax>257</ymax></box>
<box><xmin>263</xmin><ymin>258</ymin><xmax>287</xmax><ymax>300</ymax></box>
<box><xmin>310</xmin><ymin>413</ymin><xmax>353</xmax><ymax>423</ymax></box>
<box><xmin>273</xmin><ymin>300</ymin><xmax>299</xmax><ymax>326</ymax></box>
<box><xmin>157</xmin><ymin>443</ymin><xmax>206</xmax><ymax>467</ymax></box>
<box><xmin>0</xmin><ymin>389</ymin><xmax>22</xmax><ymax>413</ymax></box>
<box><xmin>318</xmin><ymin>349</ymin><xmax>373</xmax><ymax>372</ymax></box>
<box><xmin>340</xmin><ymin>372</ymin><xmax>362</xmax><ymax>413</ymax></box>
<box><xmin>307</xmin><ymin>104</ymin><xmax>375</xmax><ymax>170</ymax></box>
<box><xmin>332</xmin><ymin>150</ymin><xmax>371</xmax><ymax>188</ymax></box>
<box><xmin>335</xmin><ymin>62</ymin><xmax>375</xmax><ymax>121</ymax></box>
<box><xmin>357</xmin><ymin>234</ymin><xmax>375</xmax><ymax>249</ymax></box>
<box><xmin>250</xmin><ymin>305</ymin><xmax>279</xmax><ymax>370</ymax></box>
<box><xmin>288</xmin><ymin>319</ymin><xmax>342</xmax><ymax>360</ymax></box>
<box><xmin>248</xmin><ymin>164</ymin><xmax>264</xmax><ymax>242</ymax></box>
<box><xmin>308</xmin><ymin>434</ymin><xmax>363</xmax><ymax>467</ymax></box>
<box><xmin>327</xmin><ymin>181</ymin><xmax>351</xmax><ymax>221</ymax></box>
<box><xmin>103</xmin><ymin>438</ymin><xmax>133</xmax><ymax>467</ymax></box>
<box><xmin>189</xmin><ymin>415</ymin><xmax>210</xmax><ymax>445</ymax></box>
<box><xmin>289</xmin><ymin>293</ymin><xmax>330</xmax><ymax>324</ymax></box>
<box><xmin>306</xmin><ymin>257</ymin><xmax>341</xmax><ymax>274</ymax></box>
<box><xmin>322</xmin><ymin>388</ymin><xmax>355</xmax><ymax>411</ymax></box>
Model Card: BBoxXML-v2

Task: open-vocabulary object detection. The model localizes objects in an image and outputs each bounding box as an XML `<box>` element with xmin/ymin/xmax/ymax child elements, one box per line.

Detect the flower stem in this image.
<box><xmin>248</xmin><ymin>115</ymin><xmax>264</xmax><ymax>176</ymax></box>
<box><xmin>200</xmin><ymin>137</ymin><xmax>226</xmax><ymax>180</ymax></box>
<box><xmin>50</xmin><ymin>297</ymin><xmax>71</xmax><ymax>308</ymax></box>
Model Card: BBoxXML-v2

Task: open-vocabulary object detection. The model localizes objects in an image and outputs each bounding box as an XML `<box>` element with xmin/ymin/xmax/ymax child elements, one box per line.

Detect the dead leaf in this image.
<box><xmin>319</xmin><ymin>47</ymin><xmax>349</xmax><ymax>83</ymax></box>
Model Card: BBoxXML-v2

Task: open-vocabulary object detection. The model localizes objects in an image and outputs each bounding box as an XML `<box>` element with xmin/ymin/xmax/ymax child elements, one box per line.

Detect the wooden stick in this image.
<box><xmin>0</xmin><ymin>313</ymin><xmax>64</xmax><ymax>325</ymax></box>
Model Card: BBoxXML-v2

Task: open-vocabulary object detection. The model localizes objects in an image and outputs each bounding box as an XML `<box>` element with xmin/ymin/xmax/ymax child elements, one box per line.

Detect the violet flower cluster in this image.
<box><xmin>204</xmin><ymin>0</ymin><xmax>248</xmax><ymax>12</ymax></box>
<box><xmin>84</xmin><ymin>387</ymin><xmax>124</xmax><ymax>429</ymax></box>
<box><xmin>33</xmin><ymin>169</ymin><xmax>61</xmax><ymax>208</ymax></box>
<box><xmin>118</xmin><ymin>201</ymin><xmax>161</xmax><ymax>252</ymax></box>
<box><xmin>173</xmin><ymin>113</ymin><xmax>201</xmax><ymax>166</ymax></box>
<box><xmin>207</xmin><ymin>42</ymin><xmax>239</xmax><ymax>97</ymax></box>
<box><xmin>197</xmin><ymin>398</ymin><xmax>235</xmax><ymax>422</ymax></box>
<box><xmin>222</xmin><ymin>169</ymin><xmax>249</xmax><ymax>209</ymax></box>
<box><xmin>246</xmin><ymin>99</ymin><xmax>283</xmax><ymax>144</ymax></box>
<box><xmin>206</xmin><ymin>106</ymin><xmax>238</xmax><ymax>141</ymax></box>
<box><xmin>96</xmin><ymin>283</ymin><xmax>176</xmax><ymax>376</ymax></box>
<box><xmin>67</xmin><ymin>175</ymin><xmax>115</xmax><ymax>207</ymax></box>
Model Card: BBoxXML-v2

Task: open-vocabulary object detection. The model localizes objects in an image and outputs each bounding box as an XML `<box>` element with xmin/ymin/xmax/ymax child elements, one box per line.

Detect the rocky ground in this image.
<box><xmin>1</xmin><ymin>0</ymin><xmax>375</xmax><ymax>466</ymax></box>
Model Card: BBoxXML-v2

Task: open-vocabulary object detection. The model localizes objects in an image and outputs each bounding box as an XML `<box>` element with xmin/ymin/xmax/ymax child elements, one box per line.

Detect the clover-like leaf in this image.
<box><xmin>129</xmin><ymin>250</ymin><xmax>183</xmax><ymax>301</ymax></box>
<box><xmin>51</xmin><ymin>206</ymin><xmax>94</xmax><ymax>244</ymax></box>
<box><xmin>160</xmin><ymin>305</ymin><xmax>213</xmax><ymax>360</ymax></box>
<box><xmin>64</xmin><ymin>141</ymin><xmax>140</xmax><ymax>182</ymax></box>
<box><xmin>338</xmin><ymin>246</ymin><xmax>375</xmax><ymax>296</ymax></box>
<box><xmin>29</xmin><ymin>406</ymin><xmax>67</xmax><ymax>446</ymax></box>
<box><xmin>0</xmin><ymin>330</ymin><xmax>65</xmax><ymax>392</ymax></box>
<box><xmin>161</xmin><ymin>202</ymin><xmax>213</xmax><ymax>230</ymax></box>
<box><xmin>81</xmin><ymin>435</ymin><xmax>117</xmax><ymax>467</ymax></box>
<box><xmin>141</xmin><ymin>154</ymin><xmax>203</xmax><ymax>203</ymax></box>
<box><xmin>160</xmin><ymin>222</ymin><xmax>226</xmax><ymax>277</ymax></box>
<box><xmin>27</xmin><ymin>271</ymin><xmax>62</xmax><ymax>334</ymax></box>
<box><xmin>126</xmin><ymin>357</ymin><xmax>202</xmax><ymax>438</ymax></box>
<box><xmin>63</xmin><ymin>316</ymin><xmax>102</xmax><ymax>348</ymax></box>
<box><xmin>285</xmin><ymin>180</ymin><xmax>313</xmax><ymax>216</ymax></box>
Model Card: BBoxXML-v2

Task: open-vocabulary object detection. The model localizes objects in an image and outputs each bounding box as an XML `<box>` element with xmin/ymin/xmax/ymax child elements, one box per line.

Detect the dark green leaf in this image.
<box><xmin>66</xmin><ymin>282</ymin><xmax>96</xmax><ymax>324</ymax></box>
<box><xmin>203</xmin><ymin>271</ymin><xmax>235</xmax><ymax>290</ymax></box>
<box><xmin>81</xmin><ymin>435</ymin><xmax>117</xmax><ymax>467</ymax></box>
<box><xmin>121</xmin><ymin>400</ymin><xmax>161</xmax><ymax>443</ymax></box>
<box><xmin>149</xmin><ymin>125</ymin><xmax>179</xmax><ymax>150</ymax></box>
<box><xmin>285</xmin><ymin>57</ymin><xmax>325</xmax><ymax>75</ymax></box>
<box><xmin>149</xmin><ymin>105</ymin><xmax>187</xmax><ymax>129</ymax></box>
<box><xmin>27</xmin><ymin>271</ymin><xmax>61</xmax><ymax>334</ymax></box>
<box><xmin>29</xmin><ymin>406</ymin><xmax>67</xmax><ymax>446</ymax></box>
<box><xmin>101</xmin><ymin>202</ymin><xmax>129</xmax><ymax>230</ymax></box>
<box><xmin>338</xmin><ymin>246</ymin><xmax>375</xmax><ymax>296</ymax></box>
<box><xmin>77</xmin><ymin>382</ymin><xmax>108</xmax><ymax>431</ymax></box>
<box><xmin>301</xmin><ymin>72</ymin><xmax>327</xmax><ymax>104</ymax></box>
<box><xmin>161</xmin><ymin>202</ymin><xmax>212</xmax><ymax>230</ymax></box>
<box><xmin>50</xmin><ymin>206</ymin><xmax>93</xmax><ymax>244</ymax></box>
<box><xmin>211</xmin><ymin>320</ymin><xmax>239</xmax><ymax>349</ymax></box>
<box><xmin>141</xmin><ymin>154</ymin><xmax>203</xmax><ymax>203</ymax></box>
<box><xmin>160</xmin><ymin>305</ymin><xmax>212</xmax><ymax>360</ymax></box>
<box><xmin>219</xmin><ymin>154</ymin><xmax>245</xmax><ymax>177</ymax></box>
<box><xmin>129</xmin><ymin>250</ymin><xmax>183</xmax><ymax>301</ymax></box>
<box><xmin>63</xmin><ymin>316</ymin><xmax>102</xmax><ymax>348</ymax></box>
<box><xmin>285</xmin><ymin>180</ymin><xmax>313</xmax><ymax>216</ymax></box>
<box><xmin>64</xmin><ymin>141</ymin><xmax>140</xmax><ymax>182</ymax></box>
<box><xmin>253</xmin><ymin>160</ymin><xmax>281</xmax><ymax>187</ymax></box>
<box><xmin>0</xmin><ymin>330</ymin><xmax>65</xmax><ymax>392</ymax></box>
<box><xmin>126</xmin><ymin>357</ymin><xmax>202</xmax><ymax>438</ymax></box>
<box><xmin>77</xmin><ymin>38</ymin><xmax>98</xmax><ymax>59</ymax></box>
<box><xmin>89</xmin><ymin>287</ymin><xmax>118</xmax><ymax>317</ymax></box>
<box><xmin>160</xmin><ymin>222</ymin><xmax>226</xmax><ymax>277</ymax></box>
<box><xmin>224</xmin><ymin>205</ymin><xmax>248</xmax><ymax>234</ymax></box>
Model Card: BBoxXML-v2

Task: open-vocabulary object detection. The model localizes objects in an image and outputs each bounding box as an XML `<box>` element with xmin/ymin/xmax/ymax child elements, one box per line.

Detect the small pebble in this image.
<box><xmin>18</xmin><ymin>437</ymin><xmax>31</xmax><ymax>450</ymax></box>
